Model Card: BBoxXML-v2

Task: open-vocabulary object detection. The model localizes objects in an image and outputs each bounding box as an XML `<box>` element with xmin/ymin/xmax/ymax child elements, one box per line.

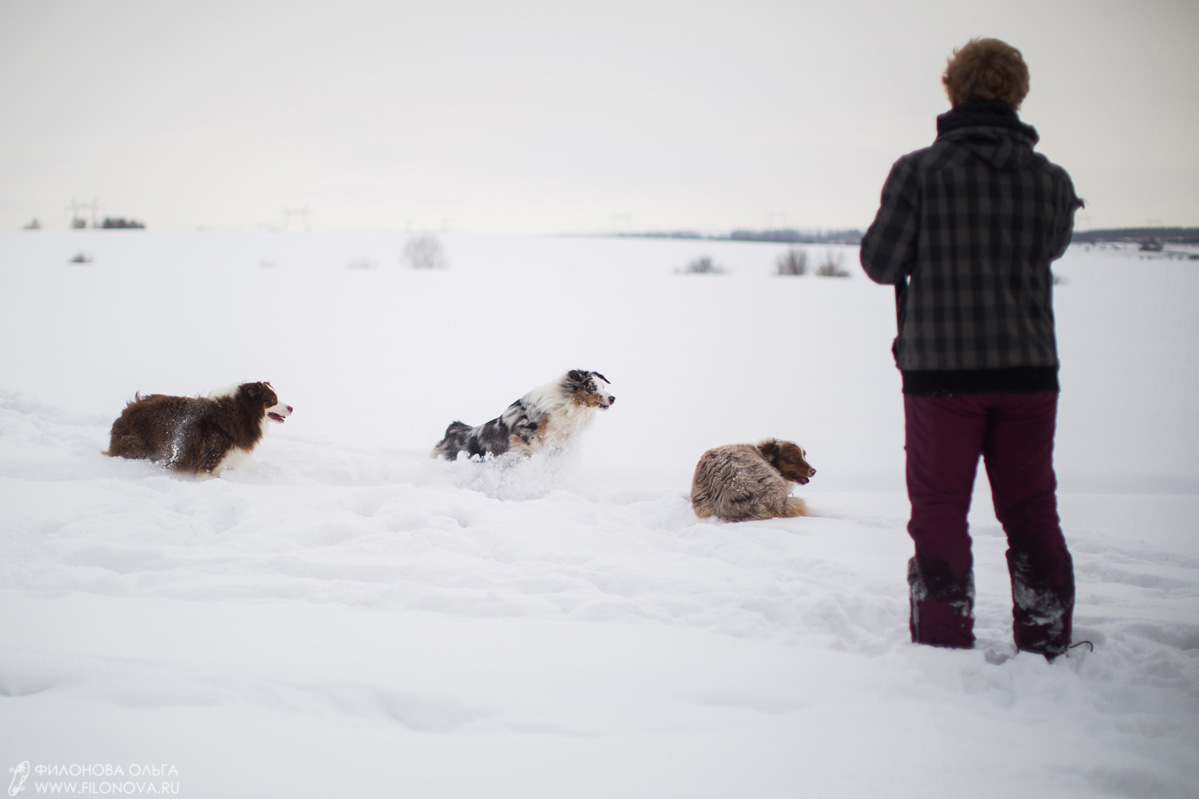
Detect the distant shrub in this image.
<box><xmin>1052</xmin><ymin>272</ymin><xmax>1068</xmax><ymax>286</ymax></box>
<box><xmin>68</xmin><ymin>252</ymin><xmax>92</xmax><ymax>264</ymax></box>
<box><xmin>678</xmin><ymin>255</ymin><xmax>725</xmax><ymax>275</ymax></box>
<box><xmin>776</xmin><ymin>248</ymin><xmax>808</xmax><ymax>276</ymax></box>
<box><xmin>815</xmin><ymin>251</ymin><xmax>850</xmax><ymax>278</ymax></box>
<box><xmin>404</xmin><ymin>234</ymin><xmax>447</xmax><ymax>269</ymax></box>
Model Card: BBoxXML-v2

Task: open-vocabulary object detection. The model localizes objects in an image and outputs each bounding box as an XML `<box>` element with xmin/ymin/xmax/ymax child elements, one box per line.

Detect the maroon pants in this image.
<box><xmin>904</xmin><ymin>392</ymin><xmax>1074</xmax><ymax>654</ymax></box>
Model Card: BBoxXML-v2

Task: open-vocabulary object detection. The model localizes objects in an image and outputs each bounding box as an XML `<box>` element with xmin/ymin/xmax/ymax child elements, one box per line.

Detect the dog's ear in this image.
<box><xmin>242</xmin><ymin>382</ymin><xmax>262</xmax><ymax>398</ymax></box>
<box><xmin>591</xmin><ymin>371</ymin><xmax>608</xmax><ymax>384</ymax></box>
<box><xmin>567</xmin><ymin>370</ymin><xmax>587</xmax><ymax>383</ymax></box>
<box><xmin>756</xmin><ymin>438</ymin><xmax>780</xmax><ymax>465</ymax></box>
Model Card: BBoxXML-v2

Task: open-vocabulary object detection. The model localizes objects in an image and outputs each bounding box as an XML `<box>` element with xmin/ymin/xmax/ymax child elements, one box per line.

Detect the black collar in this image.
<box><xmin>936</xmin><ymin>100</ymin><xmax>1038</xmax><ymax>143</ymax></box>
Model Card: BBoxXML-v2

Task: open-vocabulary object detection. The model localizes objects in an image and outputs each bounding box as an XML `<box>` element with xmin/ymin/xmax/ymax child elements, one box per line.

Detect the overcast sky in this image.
<box><xmin>1</xmin><ymin>0</ymin><xmax>1195</xmax><ymax>235</ymax></box>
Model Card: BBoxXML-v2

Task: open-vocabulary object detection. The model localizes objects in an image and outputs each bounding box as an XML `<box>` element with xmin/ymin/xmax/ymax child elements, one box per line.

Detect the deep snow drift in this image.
<box><xmin>1</xmin><ymin>231</ymin><xmax>1197</xmax><ymax>798</ymax></box>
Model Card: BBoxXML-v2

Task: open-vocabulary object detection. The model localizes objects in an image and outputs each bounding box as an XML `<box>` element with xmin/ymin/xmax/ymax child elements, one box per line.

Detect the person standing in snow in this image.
<box><xmin>860</xmin><ymin>38</ymin><xmax>1084</xmax><ymax>659</ymax></box>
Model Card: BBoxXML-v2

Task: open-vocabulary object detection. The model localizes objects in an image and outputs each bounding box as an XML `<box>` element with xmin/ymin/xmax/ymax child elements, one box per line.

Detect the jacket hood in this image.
<box><xmin>935</xmin><ymin>100</ymin><xmax>1040</xmax><ymax>170</ymax></box>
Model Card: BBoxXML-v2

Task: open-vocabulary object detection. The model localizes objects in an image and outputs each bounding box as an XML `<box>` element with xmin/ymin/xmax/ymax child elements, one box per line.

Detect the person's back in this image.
<box><xmin>861</xmin><ymin>37</ymin><xmax>1081</xmax><ymax>392</ymax></box>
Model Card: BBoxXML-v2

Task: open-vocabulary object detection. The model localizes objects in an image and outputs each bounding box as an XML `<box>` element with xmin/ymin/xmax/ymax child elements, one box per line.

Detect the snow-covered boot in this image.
<box><xmin>908</xmin><ymin>556</ymin><xmax>975</xmax><ymax>649</ymax></box>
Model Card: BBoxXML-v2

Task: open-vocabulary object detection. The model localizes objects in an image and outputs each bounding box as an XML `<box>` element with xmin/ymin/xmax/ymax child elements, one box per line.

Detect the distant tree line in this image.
<box><xmin>605</xmin><ymin>228</ymin><xmax>863</xmax><ymax>244</ymax></box>
<box><xmin>20</xmin><ymin>216</ymin><xmax>147</xmax><ymax>230</ymax></box>
<box><xmin>1071</xmin><ymin>227</ymin><xmax>1199</xmax><ymax>244</ymax></box>
<box><xmin>101</xmin><ymin>217</ymin><xmax>146</xmax><ymax>229</ymax></box>
<box><xmin>609</xmin><ymin>230</ymin><xmax>704</xmax><ymax>240</ymax></box>
<box><xmin>729</xmin><ymin>228</ymin><xmax>863</xmax><ymax>244</ymax></box>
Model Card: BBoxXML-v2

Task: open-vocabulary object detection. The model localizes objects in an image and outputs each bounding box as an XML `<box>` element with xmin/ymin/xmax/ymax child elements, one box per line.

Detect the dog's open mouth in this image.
<box><xmin>797</xmin><ymin>477</ymin><xmax>810</xmax><ymax>485</ymax></box>
<box><xmin>268</xmin><ymin>412</ymin><xmax>288</xmax><ymax>423</ymax></box>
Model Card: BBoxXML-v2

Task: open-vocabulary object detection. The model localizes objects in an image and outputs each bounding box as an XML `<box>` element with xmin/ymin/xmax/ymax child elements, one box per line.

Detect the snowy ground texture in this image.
<box><xmin>2</xmin><ymin>231</ymin><xmax>1198</xmax><ymax>798</ymax></box>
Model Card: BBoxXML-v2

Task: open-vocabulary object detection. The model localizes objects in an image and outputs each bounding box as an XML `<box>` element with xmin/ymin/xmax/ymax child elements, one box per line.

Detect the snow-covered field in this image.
<box><xmin>1</xmin><ymin>231</ymin><xmax>1197</xmax><ymax>798</ymax></box>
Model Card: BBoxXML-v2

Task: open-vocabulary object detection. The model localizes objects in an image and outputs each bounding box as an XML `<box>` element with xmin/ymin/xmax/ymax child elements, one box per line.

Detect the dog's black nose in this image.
<box><xmin>608</xmin><ymin>396</ymin><xmax>616</xmax><ymax>405</ymax></box>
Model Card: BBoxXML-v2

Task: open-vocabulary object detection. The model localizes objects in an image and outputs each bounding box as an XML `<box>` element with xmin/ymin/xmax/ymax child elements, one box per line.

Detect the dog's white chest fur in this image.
<box><xmin>211</xmin><ymin>446</ymin><xmax>252</xmax><ymax>477</ymax></box>
<box><xmin>541</xmin><ymin>402</ymin><xmax>598</xmax><ymax>449</ymax></box>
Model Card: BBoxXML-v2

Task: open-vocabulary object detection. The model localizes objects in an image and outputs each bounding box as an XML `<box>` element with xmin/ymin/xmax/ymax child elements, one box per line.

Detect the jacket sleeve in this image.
<box><xmin>1049</xmin><ymin>170</ymin><xmax>1084</xmax><ymax>262</ymax></box>
<box><xmin>860</xmin><ymin>158</ymin><xmax>919</xmax><ymax>286</ymax></box>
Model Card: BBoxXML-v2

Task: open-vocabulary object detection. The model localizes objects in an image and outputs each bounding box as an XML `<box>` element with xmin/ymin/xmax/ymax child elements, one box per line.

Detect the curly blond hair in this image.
<box><xmin>942</xmin><ymin>38</ymin><xmax>1030</xmax><ymax>109</ymax></box>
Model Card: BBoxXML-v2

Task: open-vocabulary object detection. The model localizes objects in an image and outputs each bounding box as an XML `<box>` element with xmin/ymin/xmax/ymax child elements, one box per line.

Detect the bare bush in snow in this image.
<box><xmin>404</xmin><ymin>234</ymin><xmax>448</xmax><ymax>269</ymax></box>
<box><xmin>777</xmin><ymin>248</ymin><xmax>808</xmax><ymax>276</ymax></box>
<box><xmin>678</xmin><ymin>255</ymin><xmax>725</xmax><ymax>275</ymax></box>
<box><xmin>815</xmin><ymin>251</ymin><xmax>850</xmax><ymax>278</ymax></box>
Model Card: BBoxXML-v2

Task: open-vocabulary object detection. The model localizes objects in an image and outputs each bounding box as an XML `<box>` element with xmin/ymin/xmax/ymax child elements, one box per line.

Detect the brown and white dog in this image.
<box><xmin>104</xmin><ymin>381</ymin><xmax>292</xmax><ymax>477</ymax></box>
<box><xmin>434</xmin><ymin>370</ymin><xmax>615</xmax><ymax>460</ymax></box>
<box><xmin>690</xmin><ymin>439</ymin><xmax>816</xmax><ymax>522</ymax></box>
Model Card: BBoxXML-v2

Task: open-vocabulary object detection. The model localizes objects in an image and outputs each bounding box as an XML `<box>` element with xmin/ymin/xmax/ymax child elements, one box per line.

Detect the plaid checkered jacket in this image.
<box><xmin>860</xmin><ymin>101</ymin><xmax>1082</xmax><ymax>390</ymax></box>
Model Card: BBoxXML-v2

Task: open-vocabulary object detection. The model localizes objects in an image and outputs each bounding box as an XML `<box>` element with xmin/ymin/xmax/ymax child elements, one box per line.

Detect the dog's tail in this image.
<box><xmin>432</xmin><ymin>421</ymin><xmax>472</xmax><ymax>459</ymax></box>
